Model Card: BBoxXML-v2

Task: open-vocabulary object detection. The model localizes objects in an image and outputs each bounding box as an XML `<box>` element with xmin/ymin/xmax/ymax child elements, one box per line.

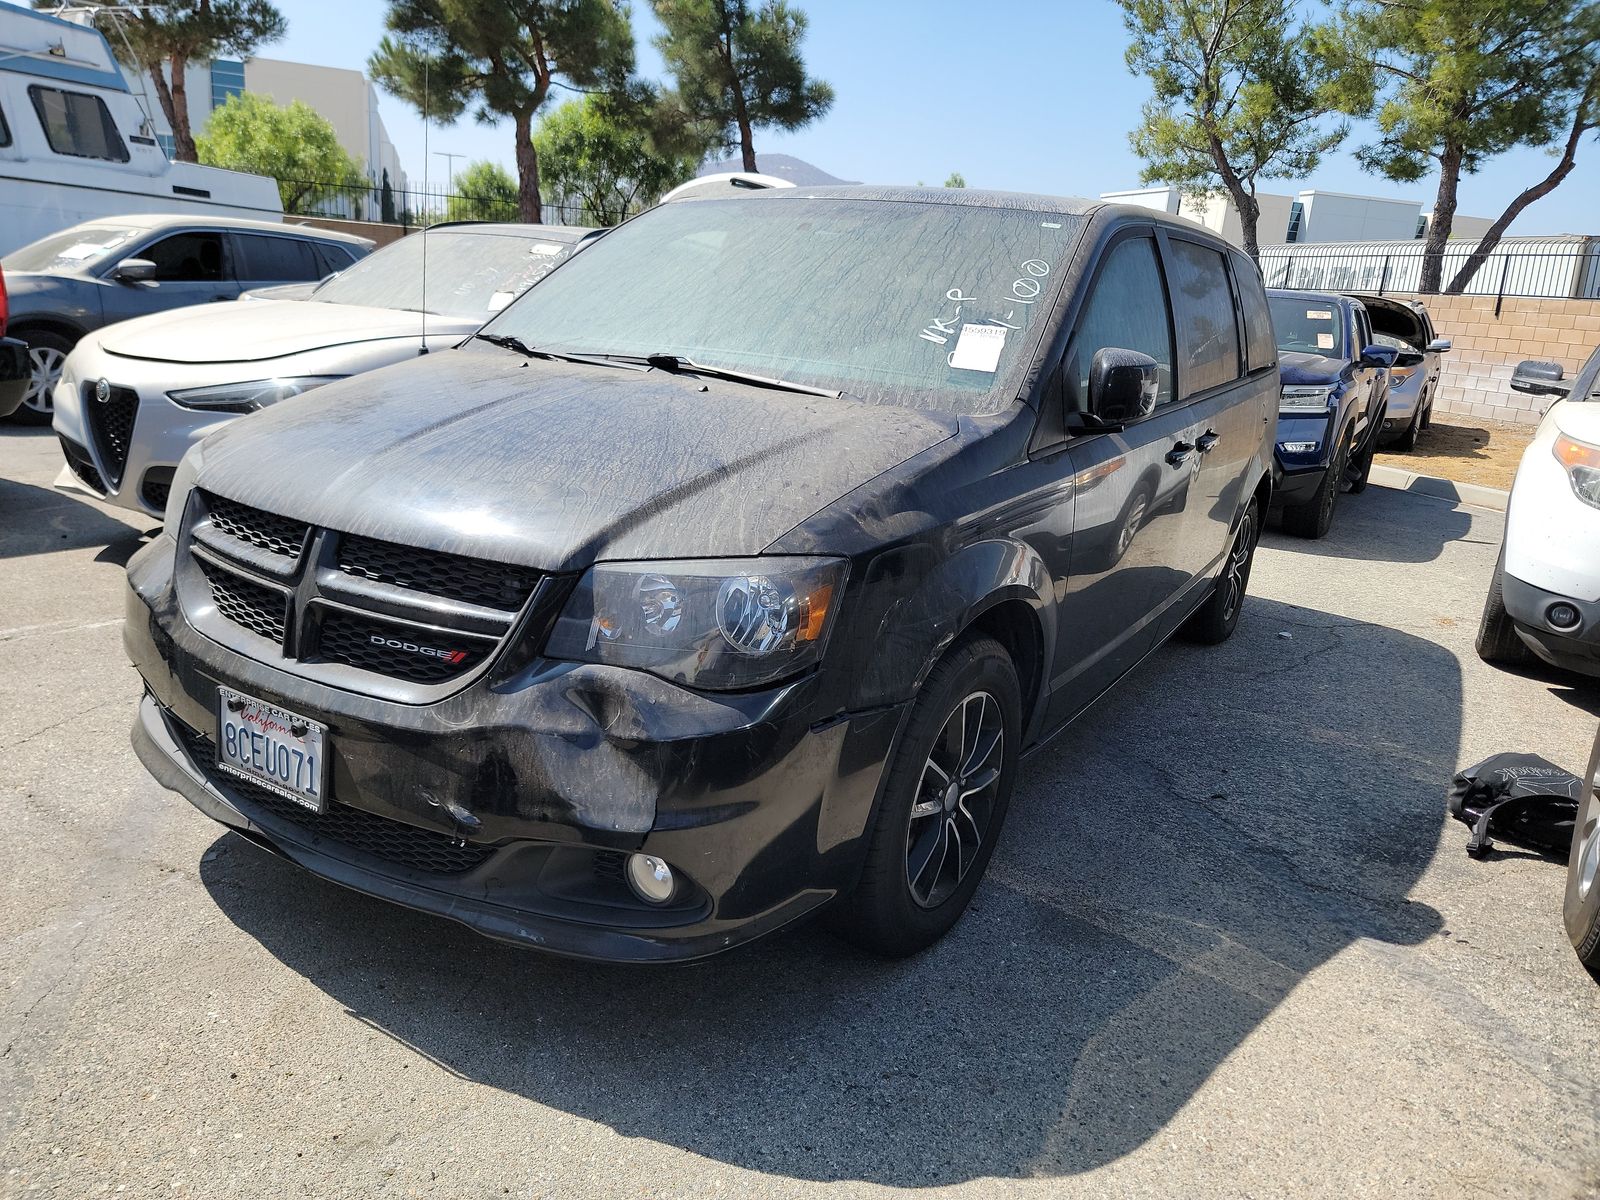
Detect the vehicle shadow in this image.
<box><xmin>1268</xmin><ymin>484</ymin><xmax>1476</xmax><ymax>565</ymax></box>
<box><xmin>197</xmin><ymin>595</ymin><xmax>1454</xmax><ymax>1186</ymax></box>
<box><xmin>0</xmin><ymin>473</ymin><xmax>147</xmax><ymax>561</ymax></box>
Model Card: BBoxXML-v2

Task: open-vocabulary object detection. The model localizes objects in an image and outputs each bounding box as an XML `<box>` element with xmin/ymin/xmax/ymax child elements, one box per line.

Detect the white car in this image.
<box><xmin>1478</xmin><ymin>344</ymin><xmax>1600</xmax><ymax>676</ymax></box>
<box><xmin>53</xmin><ymin>222</ymin><xmax>597</xmax><ymax>516</ymax></box>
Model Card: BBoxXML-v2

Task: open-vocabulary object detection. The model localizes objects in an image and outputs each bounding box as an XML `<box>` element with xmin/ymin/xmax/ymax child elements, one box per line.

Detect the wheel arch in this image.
<box><xmin>8</xmin><ymin>315</ymin><xmax>89</xmax><ymax>346</ymax></box>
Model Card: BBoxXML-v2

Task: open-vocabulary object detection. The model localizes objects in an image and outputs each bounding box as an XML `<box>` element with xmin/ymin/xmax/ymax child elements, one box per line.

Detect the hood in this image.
<box><xmin>194</xmin><ymin>349</ymin><xmax>957</xmax><ymax>569</ymax></box>
<box><xmin>1555</xmin><ymin>398</ymin><xmax>1600</xmax><ymax>444</ymax></box>
<box><xmin>1278</xmin><ymin>350</ymin><xmax>1352</xmax><ymax>388</ymax></box>
<box><xmin>100</xmin><ymin>299</ymin><xmax>480</xmax><ymax>364</ymax></box>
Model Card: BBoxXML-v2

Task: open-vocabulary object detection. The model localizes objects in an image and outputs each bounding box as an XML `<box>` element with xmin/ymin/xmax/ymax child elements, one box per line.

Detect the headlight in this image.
<box><xmin>162</xmin><ymin>441</ymin><xmax>204</xmax><ymax>540</ymax></box>
<box><xmin>166</xmin><ymin>376</ymin><xmax>345</xmax><ymax>413</ymax></box>
<box><xmin>1280</xmin><ymin>385</ymin><xmax>1335</xmax><ymax>414</ymax></box>
<box><xmin>546</xmin><ymin>557</ymin><xmax>847</xmax><ymax>690</ymax></box>
<box><xmin>1554</xmin><ymin>432</ymin><xmax>1600</xmax><ymax>509</ymax></box>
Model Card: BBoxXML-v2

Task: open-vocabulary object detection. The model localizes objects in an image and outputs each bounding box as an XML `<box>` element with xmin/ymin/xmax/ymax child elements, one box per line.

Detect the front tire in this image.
<box><xmin>1393</xmin><ymin>408</ymin><xmax>1421</xmax><ymax>452</ymax></box>
<box><xmin>1475</xmin><ymin>551</ymin><xmax>1534</xmax><ymax>667</ymax></box>
<box><xmin>1346</xmin><ymin>426</ymin><xmax>1377</xmax><ymax>494</ymax></box>
<box><xmin>1281</xmin><ymin>425</ymin><xmax>1351</xmax><ymax>539</ymax></box>
<box><xmin>10</xmin><ymin>328</ymin><xmax>74</xmax><ymax>426</ymax></box>
<box><xmin>836</xmin><ymin>636</ymin><xmax>1021</xmax><ymax>958</ymax></box>
<box><xmin>1181</xmin><ymin>497</ymin><xmax>1260</xmax><ymax>645</ymax></box>
<box><xmin>1565</xmin><ymin>766</ymin><xmax>1600</xmax><ymax>976</ymax></box>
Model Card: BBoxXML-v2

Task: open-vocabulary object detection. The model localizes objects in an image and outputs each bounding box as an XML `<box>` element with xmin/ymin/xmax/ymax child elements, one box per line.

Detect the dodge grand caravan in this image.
<box><xmin>124</xmin><ymin>187</ymin><xmax>1277</xmax><ymax>962</ymax></box>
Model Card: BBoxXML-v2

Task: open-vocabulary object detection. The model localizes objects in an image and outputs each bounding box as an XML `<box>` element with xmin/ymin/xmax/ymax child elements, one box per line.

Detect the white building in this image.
<box><xmin>1102</xmin><ymin>184</ymin><xmax>1494</xmax><ymax>247</ymax></box>
<box><xmin>127</xmin><ymin>54</ymin><xmax>406</xmax><ymax>197</ymax></box>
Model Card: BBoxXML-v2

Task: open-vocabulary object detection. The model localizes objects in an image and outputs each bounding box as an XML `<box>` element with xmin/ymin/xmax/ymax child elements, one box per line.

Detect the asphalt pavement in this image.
<box><xmin>3</xmin><ymin>423</ymin><xmax>1597</xmax><ymax>1199</ymax></box>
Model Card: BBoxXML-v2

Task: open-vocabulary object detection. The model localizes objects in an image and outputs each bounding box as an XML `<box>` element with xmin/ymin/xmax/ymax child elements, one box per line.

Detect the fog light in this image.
<box><xmin>1548</xmin><ymin>602</ymin><xmax>1581</xmax><ymax>631</ymax></box>
<box><xmin>1280</xmin><ymin>441</ymin><xmax>1318</xmax><ymax>453</ymax></box>
<box><xmin>625</xmin><ymin>853</ymin><xmax>676</xmax><ymax>904</ymax></box>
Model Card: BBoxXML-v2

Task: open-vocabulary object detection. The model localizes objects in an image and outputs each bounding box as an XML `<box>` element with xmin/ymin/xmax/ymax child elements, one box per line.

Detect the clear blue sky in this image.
<box><xmin>269</xmin><ymin>0</ymin><xmax>1598</xmax><ymax>236</ymax></box>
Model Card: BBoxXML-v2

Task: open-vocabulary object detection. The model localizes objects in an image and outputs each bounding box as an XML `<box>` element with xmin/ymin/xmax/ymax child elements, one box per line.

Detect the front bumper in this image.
<box><xmin>1271</xmin><ymin>410</ymin><xmax>1337</xmax><ymax>506</ymax></box>
<box><xmin>0</xmin><ymin>337</ymin><xmax>27</xmax><ymax>419</ymax></box>
<box><xmin>125</xmin><ymin>537</ymin><xmax>905</xmax><ymax>962</ymax></box>
<box><xmin>1503</xmin><ymin>570</ymin><xmax>1600</xmax><ymax>679</ymax></box>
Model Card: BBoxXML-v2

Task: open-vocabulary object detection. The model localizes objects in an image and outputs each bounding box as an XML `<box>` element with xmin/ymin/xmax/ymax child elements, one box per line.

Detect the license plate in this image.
<box><xmin>215</xmin><ymin>687</ymin><xmax>327</xmax><ymax>813</ymax></box>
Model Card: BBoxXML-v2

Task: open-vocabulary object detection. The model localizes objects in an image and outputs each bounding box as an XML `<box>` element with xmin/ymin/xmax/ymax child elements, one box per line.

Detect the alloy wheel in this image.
<box><xmin>1219</xmin><ymin>506</ymin><xmax>1256</xmax><ymax>625</ymax></box>
<box><xmin>906</xmin><ymin>690</ymin><xmax>1004</xmax><ymax>908</ymax></box>
<box><xmin>1579</xmin><ymin>786</ymin><xmax>1599</xmax><ymax>904</ymax></box>
<box><xmin>23</xmin><ymin>345</ymin><xmax>64</xmax><ymax>416</ymax></box>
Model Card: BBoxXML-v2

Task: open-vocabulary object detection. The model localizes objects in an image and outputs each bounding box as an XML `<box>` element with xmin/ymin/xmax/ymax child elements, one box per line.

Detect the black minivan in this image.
<box><xmin>124</xmin><ymin>187</ymin><xmax>1278</xmax><ymax>961</ymax></box>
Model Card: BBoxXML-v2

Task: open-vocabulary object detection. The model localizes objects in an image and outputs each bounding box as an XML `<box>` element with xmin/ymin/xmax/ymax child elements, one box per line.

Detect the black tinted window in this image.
<box><xmin>0</xmin><ymin>104</ymin><xmax>10</xmax><ymax>148</ymax></box>
<box><xmin>236</xmin><ymin>235</ymin><xmax>322</xmax><ymax>282</ymax></box>
<box><xmin>313</xmin><ymin>243</ymin><xmax>355</xmax><ymax>275</ymax></box>
<box><xmin>29</xmin><ymin>86</ymin><xmax>128</xmax><ymax>162</ymax></box>
<box><xmin>141</xmin><ymin>233</ymin><xmax>225</xmax><ymax>281</ymax></box>
<box><xmin>1230</xmin><ymin>251</ymin><xmax>1276</xmax><ymax>370</ymax></box>
<box><xmin>1064</xmin><ymin>236</ymin><xmax>1174</xmax><ymax>412</ymax></box>
<box><xmin>1167</xmin><ymin>238</ymin><xmax>1242</xmax><ymax>396</ymax></box>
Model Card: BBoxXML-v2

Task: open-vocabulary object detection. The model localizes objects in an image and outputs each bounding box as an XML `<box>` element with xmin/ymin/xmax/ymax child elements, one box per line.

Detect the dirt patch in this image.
<box><xmin>1377</xmin><ymin>418</ymin><xmax>1535</xmax><ymax>492</ymax></box>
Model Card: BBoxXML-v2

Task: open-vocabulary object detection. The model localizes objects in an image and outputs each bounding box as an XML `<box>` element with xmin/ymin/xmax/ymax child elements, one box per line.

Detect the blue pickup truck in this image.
<box><xmin>1267</xmin><ymin>289</ymin><xmax>1397</xmax><ymax>538</ymax></box>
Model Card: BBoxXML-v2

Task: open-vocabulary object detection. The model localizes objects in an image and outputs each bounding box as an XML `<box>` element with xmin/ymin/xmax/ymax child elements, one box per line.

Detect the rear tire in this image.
<box><xmin>1475</xmin><ymin>551</ymin><xmax>1534</xmax><ymax>666</ymax></box>
<box><xmin>835</xmin><ymin>636</ymin><xmax>1021</xmax><ymax>958</ymax></box>
<box><xmin>1281</xmin><ymin>425</ymin><xmax>1350</xmax><ymax>539</ymax></box>
<box><xmin>1565</xmin><ymin>767</ymin><xmax>1600</xmax><ymax>977</ymax></box>
<box><xmin>9</xmin><ymin>328</ymin><xmax>74</xmax><ymax>426</ymax></box>
<box><xmin>1180</xmin><ymin>497</ymin><xmax>1260</xmax><ymax>645</ymax></box>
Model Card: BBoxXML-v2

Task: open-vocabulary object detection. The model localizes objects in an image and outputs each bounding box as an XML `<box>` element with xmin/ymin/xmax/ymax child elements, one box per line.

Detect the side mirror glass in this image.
<box><xmin>1394</xmin><ymin>350</ymin><xmax>1425</xmax><ymax>369</ymax></box>
<box><xmin>1360</xmin><ymin>344</ymin><xmax>1399</xmax><ymax>370</ymax></box>
<box><xmin>1089</xmin><ymin>347</ymin><xmax>1159</xmax><ymax>425</ymax></box>
<box><xmin>112</xmin><ymin>258</ymin><xmax>157</xmax><ymax>283</ymax></box>
<box><xmin>1427</xmin><ymin>337</ymin><xmax>1452</xmax><ymax>353</ymax></box>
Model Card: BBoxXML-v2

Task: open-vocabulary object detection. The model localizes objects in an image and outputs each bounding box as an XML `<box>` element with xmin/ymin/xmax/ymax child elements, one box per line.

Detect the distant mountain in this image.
<box><xmin>697</xmin><ymin>154</ymin><xmax>855</xmax><ymax>186</ymax></box>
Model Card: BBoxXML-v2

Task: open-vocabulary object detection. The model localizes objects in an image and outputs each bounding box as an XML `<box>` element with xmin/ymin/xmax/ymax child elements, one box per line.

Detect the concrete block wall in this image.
<box><xmin>1383</xmin><ymin>292</ymin><xmax>1600</xmax><ymax>426</ymax></box>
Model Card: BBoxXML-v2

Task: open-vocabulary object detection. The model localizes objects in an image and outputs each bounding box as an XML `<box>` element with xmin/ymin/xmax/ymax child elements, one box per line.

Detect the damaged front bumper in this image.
<box><xmin>125</xmin><ymin>536</ymin><xmax>906</xmax><ymax>962</ymax></box>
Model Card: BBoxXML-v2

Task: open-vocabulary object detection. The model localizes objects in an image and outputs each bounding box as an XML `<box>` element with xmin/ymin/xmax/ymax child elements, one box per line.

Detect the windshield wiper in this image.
<box><xmin>624</xmin><ymin>352</ymin><xmax>842</xmax><ymax>398</ymax></box>
<box><xmin>473</xmin><ymin>333</ymin><xmax>645</xmax><ymax>371</ymax></box>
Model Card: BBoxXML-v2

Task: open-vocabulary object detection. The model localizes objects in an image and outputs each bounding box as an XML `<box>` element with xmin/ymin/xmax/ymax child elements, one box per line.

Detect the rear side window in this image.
<box><xmin>1064</xmin><ymin>235</ymin><xmax>1175</xmax><ymax>412</ymax></box>
<box><xmin>0</xmin><ymin>104</ymin><xmax>11</xmax><ymax>148</ymax></box>
<box><xmin>1166</xmin><ymin>238</ymin><xmax>1242</xmax><ymax>396</ymax></box>
<box><xmin>29</xmin><ymin>86</ymin><xmax>128</xmax><ymax>162</ymax></box>
<box><xmin>313</xmin><ymin>243</ymin><xmax>356</xmax><ymax>275</ymax></box>
<box><xmin>141</xmin><ymin>232</ymin><xmax>225</xmax><ymax>281</ymax></box>
<box><xmin>235</xmin><ymin>235</ymin><xmax>322</xmax><ymax>282</ymax></box>
<box><xmin>1229</xmin><ymin>251</ymin><xmax>1276</xmax><ymax>371</ymax></box>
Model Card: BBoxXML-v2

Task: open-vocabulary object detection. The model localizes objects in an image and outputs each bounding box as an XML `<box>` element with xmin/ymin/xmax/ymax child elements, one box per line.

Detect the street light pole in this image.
<box><xmin>433</xmin><ymin>150</ymin><xmax>465</xmax><ymax>192</ymax></box>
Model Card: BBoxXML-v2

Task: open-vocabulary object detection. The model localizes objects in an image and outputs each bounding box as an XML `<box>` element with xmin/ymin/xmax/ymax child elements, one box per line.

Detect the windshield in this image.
<box><xmin>481</xmin><ymin>196</ymin><xmax>1085</xmax><ymax>412</ymax></box>
<box><xmin>1270</xmin><ymin>295</ymin><xmax>1346</xmax><ymax>359</ymax></box>
<box><xmin>311</xmin><ymin>230</ymin><xmax>579</xmax><ymax>318</ymax></box>
<box><xmin>3</xmin><ymin>225</ymin><xmax>144</xmax><ymax>273</ymax></box>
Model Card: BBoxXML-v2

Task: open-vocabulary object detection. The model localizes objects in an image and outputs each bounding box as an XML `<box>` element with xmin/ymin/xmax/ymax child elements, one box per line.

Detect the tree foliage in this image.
<box><xmin>943</xmin><ymin>171</ymin><xmax>966</xmax><ymax>188</ymax></box>
<box><xmin>67</xmin><ymin>0</ymin><xmax>285</xmax><ymax>163</ymax></box>
<box><xmin>533</xmin><ymin>95</ymin><xmax>699</xmax><ymax>225</ymax></box>
<box><xmin>446</xmin><ymin>160</ymin><xmax>519</xmax><ymax>220</ymax></box>
<box><xmin>651</xmin><ymin>0</ymin><xmax>833</xmax><ymax>172</ymax></box>
<box><xmin>369</xmin><ymin>0</ymin><xmax>637</xmax><ymax>223</ymax></box>
<box><xmin>196</xmin><ymin>92</ymin><xmax>365</xmax><ymax>214</ymax></box>
<box><xmin>1321</xmin><ymin>0</ymin><xmax>1600</xmax><ymax>292</ymax></box>
<box><xmin>1119</xmin><ymin>0</ymin><xmax>1345</xmax><ymax>261</ymax></box>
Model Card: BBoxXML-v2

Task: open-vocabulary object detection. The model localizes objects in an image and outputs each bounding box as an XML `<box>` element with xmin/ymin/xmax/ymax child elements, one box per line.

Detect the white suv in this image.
<box><xmin>1478</xmin><ymin>344</ymin><xmax>1600</xmax><ymax>676</ymax></box>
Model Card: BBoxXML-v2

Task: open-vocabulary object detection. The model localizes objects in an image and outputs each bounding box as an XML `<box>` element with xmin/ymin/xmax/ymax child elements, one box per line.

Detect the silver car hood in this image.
<box><xmin>99</xmin><ymin>299</ymin><xmax>481</xmax><ymax>364</ymax></box>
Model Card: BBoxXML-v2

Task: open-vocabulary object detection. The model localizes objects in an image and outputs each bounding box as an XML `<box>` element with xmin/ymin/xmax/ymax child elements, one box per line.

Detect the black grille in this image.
<box><xmin>81</xmin><ymin>382</ymin><xmax>138</xmax><ymax>488</ymax></box>
<box><xmin>173</xmin><ymin>722</ymin><xmax>494</xmax><ymax>875</ymax></box>
<box><xmin>57</xmin><ymin>435</ymin><xmax>106</xmax><ymax>494</ymax></box>
<box><xmin>205</xmin><ymin>493</ymin><xmax>309</xmax><ymax>559</ymax></box>
<box><xmin>338</xmin><ymin>534</ymin><xmax>538</xmax><ymax>611</ymax></box>
<box><xmin>141</xmin><ymin>468</ymin><xmax>174</xmax><ymax>513</ymax></box>
<box><xmin>197</xmin><ymin>558</ymin><xmax>288</xmax><ymax>643</ymax></box>
<box><xmin>317</xmin><ymin>611</ymin><xmax>478</xmax><ymax>682</ymax></box>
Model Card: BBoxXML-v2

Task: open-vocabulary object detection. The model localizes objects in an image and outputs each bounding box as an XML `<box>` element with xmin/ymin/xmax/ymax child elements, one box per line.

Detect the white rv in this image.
<box><xmin>0</xmin><ymin>3</ymin><xmax>282</xmax><ymax>256</ymax></box>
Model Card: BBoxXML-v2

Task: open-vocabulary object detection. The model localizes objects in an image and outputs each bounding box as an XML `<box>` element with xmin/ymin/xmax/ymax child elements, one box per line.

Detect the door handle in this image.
<box><xmin>1166</xmin><ymin>440</ymin><xmax>1195</xmax><ymax>466</ymax></box>
<box><xmin>1196</xmin><ymin>430</ymin><xmax>1220</xmax><ymax>454</ymax></box>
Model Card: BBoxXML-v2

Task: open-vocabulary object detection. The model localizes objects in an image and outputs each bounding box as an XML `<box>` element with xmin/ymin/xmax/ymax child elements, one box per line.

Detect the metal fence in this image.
<box><xmin>1258</xmin><ymin>239</ymin><xmax>1600</xmax><ymax>305</ymax></box>
<box><xmin>275</xmin><ymin>178</ymin><xmax>612</xmax><ymax>229</ymax></box>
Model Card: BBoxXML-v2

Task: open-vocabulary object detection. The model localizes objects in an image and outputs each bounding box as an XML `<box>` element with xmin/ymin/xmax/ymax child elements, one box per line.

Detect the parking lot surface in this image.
<box><xmin>3</xmin><ymin>424</ymin><xmax>1597</xmax><ymax>1199</ymax></box>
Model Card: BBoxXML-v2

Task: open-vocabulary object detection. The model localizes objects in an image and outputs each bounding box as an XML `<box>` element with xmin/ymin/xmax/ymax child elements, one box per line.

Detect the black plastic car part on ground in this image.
<box><xmin>125</xmin><ymin>186</ymin><xmax>1277</xmax><ymax>962</ymax></box>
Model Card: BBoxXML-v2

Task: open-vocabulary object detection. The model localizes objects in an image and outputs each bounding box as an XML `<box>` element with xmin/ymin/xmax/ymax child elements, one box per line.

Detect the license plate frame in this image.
<box><xmin>214</xmin><ymin>687</ymin><xmax>328</xmax><ymax>814</ymax></box>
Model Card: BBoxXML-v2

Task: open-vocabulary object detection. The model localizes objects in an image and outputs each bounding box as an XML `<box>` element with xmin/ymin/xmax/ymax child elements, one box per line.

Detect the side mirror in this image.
<box><xmin>1426</xmin><ymin>337</ymin><xmax>1451</xmax><ymax>353</ymax></box>
<box><xmin>1088</xmin><ymin>347</ymin><xmax>1159</xmax><ymax>425</ymax></box>
<box><xmin>112</xmin><ymin>258</ymin><xmax>157</xmax><ymax>283</ymax></box>
<box><xmin>1394</xmin><ymin>349</ymin><xmax>1425</xmax><ymax>370</ymax></box>
<box><xmin>1511</xmin><ymin>359</ymin><xmax>1570</xmax><ymax>397</ymax></box>
<box><xmin>1359</xmin><ymin>344</ymin><xmax>1399</xmax><ymax>370</ymax></box>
